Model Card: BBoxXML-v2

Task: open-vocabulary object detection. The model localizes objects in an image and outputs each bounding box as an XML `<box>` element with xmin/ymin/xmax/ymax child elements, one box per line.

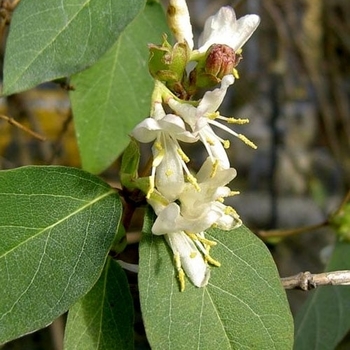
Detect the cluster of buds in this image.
<box><xmin>123</xmin><ymin>0</ymin><xmax>260</xmax><ymax>291</ymax></box>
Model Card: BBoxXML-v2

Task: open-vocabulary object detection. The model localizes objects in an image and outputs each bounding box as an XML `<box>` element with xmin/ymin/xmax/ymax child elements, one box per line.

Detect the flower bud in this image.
<box><xmin>148</xmin><ymin>35</ymin><xmax>190</xmax><ymax>97</ymax></box>
<box><xmin>205</xmin><ymin>44</ymin><xmax>241</xmax><ymax>78</ymax></box>
<box><xmin>188</xmin><ymin>44</ymin><xmax>242</xmax><ymax>91</ymax></box>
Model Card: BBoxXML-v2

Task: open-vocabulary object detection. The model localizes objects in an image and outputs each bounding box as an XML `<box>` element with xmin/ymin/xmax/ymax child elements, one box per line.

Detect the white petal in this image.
<box><xmin>154</xmin><ymin>136</ymin><xmax>185</xmax><ymax>201</ymax></box>
<box><xmin>197</xmin><ymin>75</ymin><xmax>234</xmax><ymax>114</ymax></box>
<box><xmin>131</xmin><ymin>118</ymin><xmax>161</xmax><ymax>143</ymax></box>
<box><xmin>198</xmin><ymin>6</ymin><xmax>260</xmax><ymax>53</ymax></box>
<box><xmin>159</xmin><ymin>114</ymin><xmax>198</xmax><ymax>143</ymax></box>
<box><xmin>165</xmin><ymin>232</ymin><xmax>210</xmax><ymax>287</ymax></box>
<box><xmin>168</xmin><ymin>99</ymin><xmax>198</xmax><ymax>128</ymax></box>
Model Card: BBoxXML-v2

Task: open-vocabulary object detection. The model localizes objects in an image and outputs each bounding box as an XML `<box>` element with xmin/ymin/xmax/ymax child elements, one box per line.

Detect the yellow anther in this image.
<box><xmin>227</xmin><ymin>117</ymin><xmax>249</xmax><ymax>124</ymax></box>
<box><xmin>146</xmin><ymin>176</ymin><xmax>155</xmax><ymax>199</ymax></box>
<box><xmin>224</xmin><ymin>206</ymin><xmax>239</xmax><ymax>216</ymax></box>
<box><xmin>186</xmin><ymin>232</ymin><xmax>217</xmax><ymax>247</ymax></box>
<box><xmin>210</xmin><ymin>159</ymin><xmax>219</xmax><ymax>178</ymax></box>
<box><xmin>238</xmin><ymin>134</ymin><xmax>257</xmax><ymax>149</ymax></box>
<box><xmin>230</xmin><ymin>191</ymin><xmax>240</xmax><ymax>196</ymax></box>
<box><xmin>206</xmin><ymin>111</ymin><xmax>220</xmax><ymax>120</ymax></box>
<box><xmin>233</xmin><ymin>68</ymin><xmax>240</xmax><ymax>79</ymax></box>
<box><xmin>190</xmin><ymin>251</ymin><xmax>197</xmax><ymax>259</ymax></box>
<box><xmin>204</xmin><ymin>254</ymin><xmax>221</xmax><ymax>267</ymax></box>
<box><xmin>165</xmin><ymin>169</ymin><xmax>173</xmax><ymax>177</ymax></box>
<box><xmin>206</xmin><ymin>138</ymin><xmax>215</xmax><ymax>146</ymax></box>
<box><xmin>154</xmin><ymin>141</ymin><xmax>163</xmax><ymax>151</ymax></box>
<box><xmin>177</xmin><ymin>148</ymin><xmax>190</xmax><ymax>163</ymax></box>
<box><xmin>223</xmin><ymin>140</ymin><xmax>230</xmax><ymax>149</ymax></box>
<box><xmin>186</xmin><ymin>174</ymin><xmax>201</xmax><ymax>191</ymax></box>
<box><xmin>217</xmin><ymin>197</ymin><xmax>225</xmax><ymax>203</ymax></box>
<box><xmin>174</xmin><ymin>252</ymin><xmax>186</xmax><ymax>292</ymax></box>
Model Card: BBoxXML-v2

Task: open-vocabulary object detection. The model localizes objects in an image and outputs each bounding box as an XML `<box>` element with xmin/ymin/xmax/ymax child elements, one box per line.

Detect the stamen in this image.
<box><xmin>177</xmin><ymin>148</ymin><xmax>190</xmax><ymax>163</ymax></box>
<box><xmin>154</xmin><ymin>141</ymin><xmax>163</xmax><ymax>151</ymax></box>
<box><xmin>174</xmin><ymin>252</ymin><xmax>185</xmax><ymax>292</ymax></box>
<box><xmin>186</xmin><ymin>232</ymin><xmax>217</xmax><ymax>247</ymax></box>
<box><xmin>223</xmin><ymin>140</ymin><xmax>230</xmax><ymax>149</ymax></box>
<box><xmin>230</xmin><ymin>190</ymin><xmax>240</xmax><ymax>196</ymax></box>
<box><xmin>206</xmin><ymin>138</ymin><xmax>215</xmax><ymax>146</ymax></box>
<box><xmin>186</xmin><ymin>173</ymin><xmax>201</xmax><ymax>191</ymax></box>
<box><xmin>204</xmin><ymin>255</ymin><xmax>221</xmax><ymax>267</ymax></box>
<box><xmin>210</xmin><ymin>159</ymin><xmax>219</xmax><ymax>178</ymax></box>
<box><xmin>165</xmin><ymin>169</ymin><xmax>173</xmax><ymax>177</ymax></box>
<box><xmin>238</xmin><ymin>134</ymin><xmax>257</xmax><ymax>149</ymax></box>
<box><xmin>208</xmin><ymin>119</ymin><xmax>257</xmax><ymax>149</ymax></box>
<box><xmin>205</xmin><ymin>111</ymin><xmax>220</xmax><ymax>120</ymax></box>
<box><xmin>146</xmin><ymin>168</ymin><xmax>156</xmax><ymax>199</ymax></box>
<box><xmin>233</xmin><ymin>68</ymin><xmax>239</xmax><ymax>79</ymax></box>
<box><xmin>217</xmin><ymin>116</ymin><xmax>249</xmax><ymax>125</ymax></box>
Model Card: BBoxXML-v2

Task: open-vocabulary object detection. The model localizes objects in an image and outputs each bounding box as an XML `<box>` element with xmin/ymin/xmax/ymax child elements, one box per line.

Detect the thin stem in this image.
<box><xmin>281</xmin><ymin>270</ymin><xmax>350</xmax><ymax>290</ymax></box>
<box><xmin>0</xmin><ymin>114</ymin><xmax>46</xmax><ymax>141</ymax></box>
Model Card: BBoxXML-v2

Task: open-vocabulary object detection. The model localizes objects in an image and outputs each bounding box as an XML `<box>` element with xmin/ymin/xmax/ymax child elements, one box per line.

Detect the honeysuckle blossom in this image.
<box><xmin>131</xmin><ymin>103</ymin><xmax>198</xmax><ymax>201</ymax></box>
<box><xmin>125</xmin><ymin>0</ymin><xmax>260</xmax><ymax>291</ymax></box>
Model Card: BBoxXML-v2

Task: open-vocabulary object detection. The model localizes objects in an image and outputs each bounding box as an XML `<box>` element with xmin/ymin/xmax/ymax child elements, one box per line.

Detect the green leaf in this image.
<box><xmin>2</xmin><ymin>0</ymin><xmax>145</xmax><ymax>95</ymax></box>
<box><xmin>64</xmin><ymin>257</ymin><xmax>133</xmax><ymax>350</ymax></box>
<box><xmin>139</xmin><ymin>210</ymin><xmax>294</xmax><ymax>349</ymax></box>
<box><xmin>0</xmin><ymin>166</ymin><xmax>122</xmax><ymax>344</ymax></box>
<box><xmin>294</xmin><ymin>240</ymin><xmax>350</xmax><ymax>349</ymax></box>
<box><xmin>70</xmin><ymin>2</ymin><xmax>169</xmax><ymax>174</ymax></box>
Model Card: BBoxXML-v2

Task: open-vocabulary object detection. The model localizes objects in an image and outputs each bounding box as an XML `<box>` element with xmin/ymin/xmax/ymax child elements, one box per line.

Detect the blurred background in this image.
<box><xmin>1</xmin><ymin>0</ymin><xmax>349</xmax><ymax>348</ymax></box>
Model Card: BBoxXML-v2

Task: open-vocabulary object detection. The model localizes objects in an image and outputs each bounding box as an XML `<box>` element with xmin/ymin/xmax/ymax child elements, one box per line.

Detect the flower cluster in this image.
<box><xmin>129</xmin><ymin>0</ymin><xmax>260</xmax><ymax>291</ymax></box>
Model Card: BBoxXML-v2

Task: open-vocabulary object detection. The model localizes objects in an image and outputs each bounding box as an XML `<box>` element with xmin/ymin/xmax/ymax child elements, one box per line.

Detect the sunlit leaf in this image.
<box><xmin>64</xmin><ymin>257</ymin><xmax>133</xmax><ymax>350</ymax></box>
<box><xmin>70</xmin><ymin>2</ymin><xmax>169</xmax><ymax>174</ymax></box>
<box><xmin>0</xmin><ymin>166</ymin><xmax>121</xmax><ymax>344</ymax></box>
<box><xmin>139</xmin><ymin>209</ymin><xmax>294</xmax><ymax>349</ymax></box>
<box><xmin>294</xmin><ymin>240</ymin><xmax>350</xmax><ymax>349</ymax></box>
<box><xmin>2</xmin><ymin>0</ymin><xmax>145</xmax><ymax>95</ymax></box>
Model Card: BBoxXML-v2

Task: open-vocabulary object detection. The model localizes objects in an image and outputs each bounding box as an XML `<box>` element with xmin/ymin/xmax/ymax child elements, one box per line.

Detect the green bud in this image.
<box><xmin>148</xmin><ymin>34</ymin><xmax>190</xmax><ymax>87</ymax></box>
<box><xmin>330</xmin><ymin>203</ymin><xmax>350</xmax><ymax>241</ymax></box>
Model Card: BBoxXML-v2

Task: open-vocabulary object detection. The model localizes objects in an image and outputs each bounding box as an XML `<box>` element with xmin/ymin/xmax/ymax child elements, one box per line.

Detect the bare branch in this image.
<box><xmin>281</xmin><ymin>270</ymin><xmax>350</xmax><ymax>290</ymax></box>
<box><xmin>0</xmin><ymin>114</ymin><xmax>46</xmax><ymax>141</ymax></box>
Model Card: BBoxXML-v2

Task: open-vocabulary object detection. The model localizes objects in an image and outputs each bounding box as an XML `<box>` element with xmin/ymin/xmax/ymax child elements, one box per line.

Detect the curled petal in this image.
<box><xmin>197</xmin><ymin>75</ymin><xmax>234</xmax><ymax>114</ymax></box>
<box><xmin>168</xmin><ymin>0</ymin><xmax>194</xmax><ymax>50</ymax></box>
<box><xmin>131</xmin><ymin>118</ymin><xmax>161</xmax><ymax>143</ymax></box>
<box><xmin>159</xmin><ymin>114</ymin><xmax>198</xmax><ymax>143</ymax></box>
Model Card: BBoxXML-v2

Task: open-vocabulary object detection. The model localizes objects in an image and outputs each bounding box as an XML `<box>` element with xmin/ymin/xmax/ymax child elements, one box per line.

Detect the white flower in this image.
<box><xmin>197</xmin><ymin>6</ymin><xmax>260</xmax><ymax>54</ymax></box>
<box><xmin>131</xmin><ymin>104</ymin><xmax>198</xmax><ymax>201</ymax></box>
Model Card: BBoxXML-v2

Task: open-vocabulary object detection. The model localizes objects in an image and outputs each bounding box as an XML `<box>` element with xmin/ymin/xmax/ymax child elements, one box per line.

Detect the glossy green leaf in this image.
<box><xmin>294</xmin><ymin>240</ymin><xmax>350</xmax><ymax>349</ymax></box>
<box><xmin>2</xmin><ymin>0</ymin><xmax>145</xmax><ymax>95</ymax></box>
<box><xmin>0</xmin><ymin>166</ymin><xmax>121</xmax><ymax>344</ymax></box>
<box><xmin>70</xmin><ymin>2</ymin><xmax>169</xmax><ymax>174</ymax></box>
<box><xmin>64</xmin><ymin>257</ymin><xmax>133</xmax><ymax>350</ymax></box>
<box><xmin>139</xmin><ymin>210</ymin><xmax>294</xmax><ymax>349</ymax></box>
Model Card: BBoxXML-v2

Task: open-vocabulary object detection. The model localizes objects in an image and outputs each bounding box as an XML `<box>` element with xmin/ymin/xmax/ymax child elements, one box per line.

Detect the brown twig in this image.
<box><xmin>281</xmin><ymin>270</ymin><xmax>350</xmax><ymax>290</ymax></box>
<box><xmin>0</xmin><ymin>114</ymin><xmax>46</xmax><ymax>141</ymax></box>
